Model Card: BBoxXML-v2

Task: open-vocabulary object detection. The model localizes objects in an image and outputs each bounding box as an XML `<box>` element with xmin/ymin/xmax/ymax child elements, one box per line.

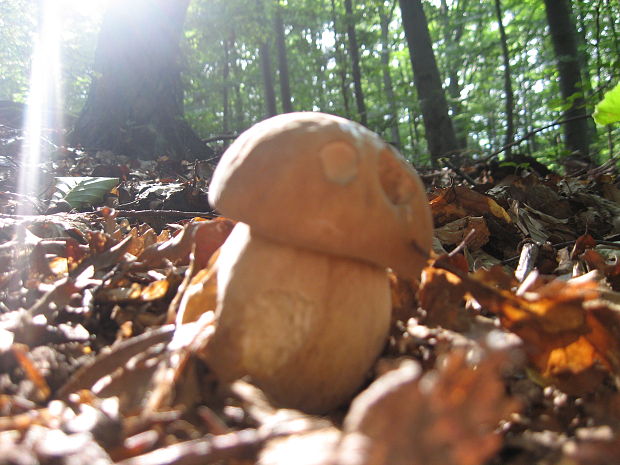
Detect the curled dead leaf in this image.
<box><xmin>432</xmin><ymin>257</ymin><xmax>620</xmax><ymax>393</ymax></box>
<box><xmin>430</xmin><ymin>186</ymin><xmax>512</xmax><ymax>227</ymax></box>
<box><xmin>334</xmin><ymin>351</ymin><xmax>518</xmax><ymax>465</ymax></box>
<box><xmin>135</xmin><ymin>218</ymin><xmax>234</xmax><ymax>270</ymax></box>
<box><xmin>434</xmin><ymin>216</ymin><xmax>490</xmax><ymax>251</ymax></box>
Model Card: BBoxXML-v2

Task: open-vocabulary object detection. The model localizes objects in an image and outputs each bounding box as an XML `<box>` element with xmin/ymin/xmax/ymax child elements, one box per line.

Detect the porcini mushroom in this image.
<box><xmin>178</xmin><ymin>112</ymin><xmax>433</xmax><ymax>413</ymax></box>
<box><xmin>208</xmin><ymin>112</ymin><xmax>432</xmax><ymax>279</ymax></box>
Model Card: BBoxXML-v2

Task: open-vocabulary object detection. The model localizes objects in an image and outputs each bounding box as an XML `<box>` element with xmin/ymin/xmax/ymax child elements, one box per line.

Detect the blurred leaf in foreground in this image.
<box><xmin>593</xmin><ymin>82</ymin><xmax>620</xmax><ymax>125</ymax></box>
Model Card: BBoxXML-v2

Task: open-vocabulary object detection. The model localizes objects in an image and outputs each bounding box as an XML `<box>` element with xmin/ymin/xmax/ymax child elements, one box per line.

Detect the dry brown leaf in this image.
<box><xmin>571</xmin><ymin>233</ymin><xmax>597</xmax><ymax>259</ymax></box>
<box><xmin>434</xmin><ymin>216</ymin><xmax>490</xmax><ymax>250</ymax></box>
<box><xmin>140</xmin><ymin>279</ymin><xmax>170</xmax><ymax>301</ymax></box>
<box><xmin>433</xmin><ymin>257</ymin><xmax>620</xmax><ymax>393</ymax></box>
<box><xmin>136</xmin><ymin>217</ymin><xmax>234</xmax><ymax>270</ymax></box>
<box><xmin>175</xmin><ymin>257</ymin><xmax>218</xmax><ymax>324</ymax></box>
<box><xmin>430</xmin><ymin>185</ymin><xmax>511</xmax><ymax>227</ymax></box>
<box><xmin>333</xmin><ymin>351</ymin><xmax>518</xmax><ymax>465</ymax></box>
<box><xmin>582</xmin><ymin>249</ymin><xmax>620</xmax><ymax>290</ymax></box>
<box><xmin>418</xmin><ymin>267</ymin><xmax>472</xmax><ymax>331</ymax></box>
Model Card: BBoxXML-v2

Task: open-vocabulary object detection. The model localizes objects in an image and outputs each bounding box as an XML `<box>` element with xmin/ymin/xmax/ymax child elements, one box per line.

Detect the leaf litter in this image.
<box><xmin>0</xmin><ymin>147</ymin><xmax>619</xmax><ymax>464</ymax></box>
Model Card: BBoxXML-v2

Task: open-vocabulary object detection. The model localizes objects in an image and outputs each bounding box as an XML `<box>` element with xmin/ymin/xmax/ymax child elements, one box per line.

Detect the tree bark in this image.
<box><xmin>398</xmin><ymin>0</ymin><xmax>459</xmax><ymax>167</ymax></box>
<box><xmin>344</xmin><ymin>0</ymin><xmax>368</xmax><ymax>126</ymax></box>
<box><xmin>542</xmin><ymin>0</ymin><xmax>591</xmax><ymax>160</ymax></box>
<box><xmin>222</xmin><ymin>38</ymin><xmax>231</xmax><ymax>135</ymax></box>
<box><xmin>257</xmin><ymin>0</ymin><xmax>278</xmax><ymax>118</ymax></box>
<box><xmin>573</xmin><ymin>0</ymin><xmax>597</xmax><ymax>147</ymax></box>
<box><xmin>70</xmin><ymin>0</ymin><xmax>212</xmax><ymax>160</ymax></box>
<box><xmin>330</xmin><ymin>0</ymin><xmax>352</xmax><ymax>118</ymax></box>
<box><xmin>274</xmin><ymin>1</ymin><xmax>293</xmax><ymax>113</ymax></box>
<box><xmin>229</xmin><ymin>30</ymin><xmax>245</xmax><ymax>131</ymax></box>
<box><xmin>440</xmin><ymin>0</ymin><xmax>468</xmax><ymax>150</ymax></box>
<box><xmin>378</xmin><ymin>1</ymin><xmax>401</xmax><ymax>148</ymax></box>
<box><xmin>494</xmin><ymin>0</ymin><xmax>515</xmax><ymax>156</ymax></box>
<box><xmin>259</xmin><ymin>40</ymin><xmax>278</xmax><ymax>118</ymax></box>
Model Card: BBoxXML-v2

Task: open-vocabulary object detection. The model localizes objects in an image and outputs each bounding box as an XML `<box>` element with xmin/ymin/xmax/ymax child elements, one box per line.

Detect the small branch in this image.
<box><xmin>56</xmin><ymin>325</ymin><xmax>175</xmax><ymax>398</ymax></box>
<box><xmin>109</xmin><ymin>209</ymin><xmax>217</xmax><ymax>221</ymax></box>
<box><xmin>482</xmin><ymin>114</ymin><xmax>593</xmax><ymax>162</ymax></box>
<box><xmin>440</xmin><ymin>158</ymin><xmax>478</xmax><ymax>186</ymax></box>
<box><xmin>114</xmin><ymin>429</ymin><xmax>264</xmax><ymax>465</ymax></box>
<box><xmin>203</xmin><ymin>134</ymin><xmax>239</xmax><ymax>144</ymax></box>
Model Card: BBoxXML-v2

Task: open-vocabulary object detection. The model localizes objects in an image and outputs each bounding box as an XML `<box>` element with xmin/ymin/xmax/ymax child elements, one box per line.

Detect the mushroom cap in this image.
<box><xmin>203</xmin><ymin>223</ymin><xmax>391</xmax><ymax>413</ymax></box>
<box><xmin>209</xmin><ymin>112</ymin><xmax>432</xmax><ymax>279</ymax></box>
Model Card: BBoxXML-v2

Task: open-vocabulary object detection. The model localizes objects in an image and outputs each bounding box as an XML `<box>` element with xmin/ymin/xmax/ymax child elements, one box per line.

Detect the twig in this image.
<box><xmin>440</xmin><ymin>158</ymin><xmax>478</xmax><ymax>186</ymax></box>
<box><xmin>202</xmin><ymin>134</ymin><xmax>239</xmax><ymax>144</ymax></box>
<box><xmin>482</xmin><ymin>114</ymin><xmax>593</xmax><ymax>162</ymax></box>
<box><xmin>449</xmin><ymin>228</ymin><xmax>477</xmax><ymax>257</ymax></box>
<box><xmin>56</xmin><ymin>325</ymin><xmax>175</xmax><ymax>398</ymax></box>
<box><xmin>108</xmin><ymin>209</ymin><xmax>217</xmax><ymax>221</ymax></box>
<box><xmin>114</xmin><ymin>429</ymin><xmax>264</xmax><ymax>465</ymax></box>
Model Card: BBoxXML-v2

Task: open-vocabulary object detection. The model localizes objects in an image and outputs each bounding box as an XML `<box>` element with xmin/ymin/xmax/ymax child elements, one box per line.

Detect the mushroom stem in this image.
<box><xmin>182</xmin><ymin>223</ymin><xmax>392</xmax><ymax>413</ymax></box>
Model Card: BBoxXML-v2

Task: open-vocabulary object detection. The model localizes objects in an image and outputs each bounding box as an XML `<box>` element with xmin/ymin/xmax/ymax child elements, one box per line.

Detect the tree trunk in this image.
<box><xmin>543</xmin><ymin>0</ymin><xmax>591</xmax><ymax>160</ymax></box>
<box><xmin>378</xmin><ymin>1</ymin><xmax>401</xmax><ymax>148</ymax></box>
<box><xmin>494</xmin><ymin>0</ymin><xmax>515</xmax><ymax>156</ymax></box>
<box><xmin>398</xmin><ymin>0</ymin><xmax>459</xmax><ymax>167</ymax></box>
<box><xmin>259</xmin><ymin>39</ymin><xmax>278</xmax><ymax>118</ymax></box>
<box><xmin>70</xmin><ymin>0</ymin><xmax>212</xmax><ymax>160</ymax></box>
<box><xmin>573</xmin><ymin>0</ymin><xmax>598</xmax><ymax>147</ymax></box>
<box><xmin>344</xmin><ymin>0</ymin><xmax>368</xmax><ymax>126</ymax></box>
<box><xmin>439</xmin><ymin>0</ymin><xmax>468</xmax><ymax>150</ymax></box>
<box><xmin>330</xmin><ymin>0</ymin><xmax>352</xmax><ymax>118</ymax></box>
<box><xmin>257</xmin><ymin>0</ymin><xmax>277</xmax><ymax>118</ymax></box>
<box><xmin>313</xmin><ymin>27</ymin><xmax>328</xmax><ymax>111</ymax></box>
<box><xmin>229</xmin><ymin>30</ymin><xmax>245</xmax><ymax>131</ymax></box>
<box><xmin>274</xmin><ymin>1</ymin><xmax>293</xmax><ymax>113</ymax></box>
<box><xmin>222</xmin><ymin>38</ymin><xmax>231</xmax><ymax>135</ymax></box>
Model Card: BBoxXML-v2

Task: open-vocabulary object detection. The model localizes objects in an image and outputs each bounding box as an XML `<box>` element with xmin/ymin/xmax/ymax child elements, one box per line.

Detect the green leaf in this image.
<box><xmin>593</xmin><ymin>82</ymin><xmax>620</xmax><ymax>125</ymax></box>
<box><xmin>52</xmin><ymin>177</ymin><xmax>119</xmax><ymax>209</ymax></box>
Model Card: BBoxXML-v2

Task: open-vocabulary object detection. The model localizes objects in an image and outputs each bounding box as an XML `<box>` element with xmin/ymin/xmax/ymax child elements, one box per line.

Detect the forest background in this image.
<box><xmin>0</xmin><ymin>0</ymin><xmax>618</xmax><ymax>170</ymax></box>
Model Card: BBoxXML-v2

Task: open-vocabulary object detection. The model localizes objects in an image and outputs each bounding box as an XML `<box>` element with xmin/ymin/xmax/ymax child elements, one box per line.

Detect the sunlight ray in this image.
<box><xmin>17</xmin><ymin>0</ymin><xmax>62</xmax><ymax>215</ymax></box>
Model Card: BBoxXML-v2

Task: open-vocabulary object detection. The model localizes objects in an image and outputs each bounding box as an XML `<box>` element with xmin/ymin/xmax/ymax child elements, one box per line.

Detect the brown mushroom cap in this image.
<box><xmin>208</xmin><ymin>112</ymin><xmax>433</xmax><ymax>279</ymax></box>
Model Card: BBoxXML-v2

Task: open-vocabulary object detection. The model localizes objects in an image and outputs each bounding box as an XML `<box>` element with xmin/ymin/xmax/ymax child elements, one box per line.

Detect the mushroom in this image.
<box><xmin>178</xmin><ymin>112</ymin><xmax>433</xmax><ymax>413</ymax></box>
<box><xmin>208</xmin><ymin>112</ymin><xmax>432</xmax><ymax>279</ymax></box>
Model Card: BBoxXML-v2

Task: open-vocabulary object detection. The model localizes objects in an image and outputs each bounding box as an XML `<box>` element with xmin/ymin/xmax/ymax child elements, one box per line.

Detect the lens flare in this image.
<box><xmin>17</xmin><ymin>0</ymin><xmax>63</xmax><ymax>215</ymax></box>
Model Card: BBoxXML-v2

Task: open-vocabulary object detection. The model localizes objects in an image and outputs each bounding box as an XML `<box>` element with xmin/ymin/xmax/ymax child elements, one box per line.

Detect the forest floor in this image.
<box><xmin>0</xmin><ymin>123</ymin><xmax>620</xmax><ymax>465</ymax></box>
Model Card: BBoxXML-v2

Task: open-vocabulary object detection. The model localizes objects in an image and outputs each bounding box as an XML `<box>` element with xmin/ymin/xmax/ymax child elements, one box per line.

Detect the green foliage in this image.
<box><xmin>2</xmin><ymin>0</ymin><xmax>619</xmax><ymax>165</ymax></box>
<box><xmin>52</xmin><ymin>176</ymin><xmax>119</xmax><ymax>209</ymax></box>
<box><xmin>593</xmin><ymin>82</ymin><xmax>620</xmax><ymax>125</ymax></box>
<box><xmin>0</xmin><ymin>0</ymin><xmax>34</xmax><ymax>101</ymax></box>
<box><xmin>0</xmin><ymin>1</ymin><xmax>102</xmax><ymax>113</ymax></box>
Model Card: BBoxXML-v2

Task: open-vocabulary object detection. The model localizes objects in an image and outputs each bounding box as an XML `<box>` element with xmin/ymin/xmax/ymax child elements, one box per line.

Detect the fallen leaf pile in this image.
<box><xmin>0</xmin><ymin>147</ymin><xmax>619</xmax><ymax>464</ymax></box>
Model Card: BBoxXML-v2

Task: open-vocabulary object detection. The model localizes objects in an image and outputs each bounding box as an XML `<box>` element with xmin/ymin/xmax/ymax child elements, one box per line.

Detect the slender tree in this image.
<box><xmin>439</xmin><ymin>0</ymin><xmax>469</xmax><ymax>150</ymax></box>
<box><xmin>330</xmin><ymin>0</ymin><xmax>352</xmax><ymax>118</ymax></box>
<box><xmin>344</xmin><ymin>0</ymin><xmax>368</xmax><ymax>126</ymax></box>
<box><xmin>228</xmin><ymin>30</ymin><xmax>245</xmax><ymax>131</ymax></box>
<box><xmin>378</xmin><ymin>0</ymin><xmax>401</xmax><ymax>148</ymax></box>
<box><xmin>70</xmin><ymin>0</ymin><xmax>212</xmax><ymax>159</ymax></box>
<box><xmin>257</xmin><ymin>0</ymin><xmax>277</xmax><ymax>117</ymax></box>
<box><xmin>542</xmin><ymin>0</ymin><xmax>591</xmax><ymax>160</ymax></box>
<box><xmin>259</xmin><ymin>41</ymin><xmax>278</xmax><ymax>117</ymax></box>
<box><xmin>494</xmin><ymin>0</ymin><xmax>514</xmax><ymax>156</ymax></box>
<box><xmin>222</xmin><ymin>37</ymin><xmax>231</xmax><ymax>135</ymax></box>
<box><xmin>398</xmin><ymin>0</ymin><xmax>459</xmax><ymax>166</ymax></box>
<box><xmin>274</xmin><ymin>0</ymin><xmax>293</xmax><ymax>113</ymax></box>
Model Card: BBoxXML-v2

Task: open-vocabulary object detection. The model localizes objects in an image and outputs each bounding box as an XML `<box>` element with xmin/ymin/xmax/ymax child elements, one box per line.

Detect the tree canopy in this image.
<box><xmin>1</xmin><ymin>0</ymin><xmax>618</xmax><ymax>167</ymax></box>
